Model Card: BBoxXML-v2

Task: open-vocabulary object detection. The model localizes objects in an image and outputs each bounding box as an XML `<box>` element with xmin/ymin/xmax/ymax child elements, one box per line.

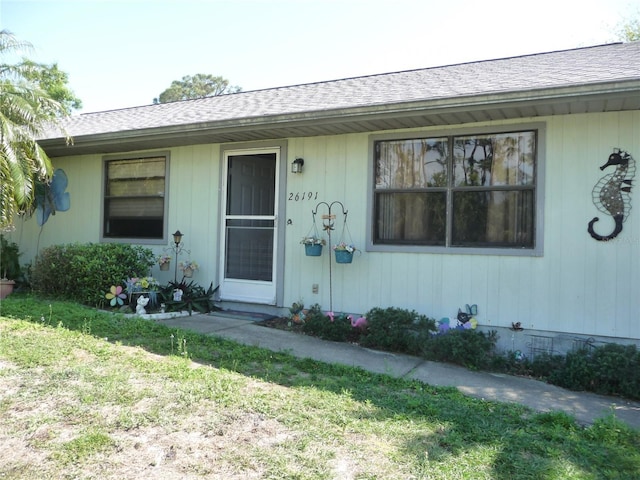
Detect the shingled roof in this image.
<box><xmin>40</xmin><ymin>41</ymin><xmax>640</xmax><ymax>156</ymax></box>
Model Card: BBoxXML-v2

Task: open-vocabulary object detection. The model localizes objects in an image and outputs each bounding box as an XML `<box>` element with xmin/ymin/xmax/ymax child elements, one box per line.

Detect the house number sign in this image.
<box><xmin>288</xmin><ymin>191</ymin><xmax>319</xmax><ymax>201</ymax></box>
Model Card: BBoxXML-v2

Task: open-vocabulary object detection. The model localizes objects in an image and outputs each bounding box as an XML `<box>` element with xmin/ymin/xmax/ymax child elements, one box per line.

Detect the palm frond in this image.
<box><xmin>0</xmin><ymin>30</ymin><xmax>65</xmax><ymax>229</ymax></box>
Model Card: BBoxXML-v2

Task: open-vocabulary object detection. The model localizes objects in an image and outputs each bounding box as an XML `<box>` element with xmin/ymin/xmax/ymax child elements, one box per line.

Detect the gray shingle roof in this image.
<box><xmin>41</xmin><ymin>41</ymin><xmax>640</xmax><ymax>150</ymax></box>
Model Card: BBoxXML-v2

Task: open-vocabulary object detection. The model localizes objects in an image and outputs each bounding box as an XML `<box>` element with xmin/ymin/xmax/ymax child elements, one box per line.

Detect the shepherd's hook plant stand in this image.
<box><xmin>312</xmin><ymin>201</ymin><xmax>348</xmax><ymax>312</ymax></box>
<box><xmin>164</xmin><ymin>231</ymin><xmax>191</xmax><ymax>283</ymax></box>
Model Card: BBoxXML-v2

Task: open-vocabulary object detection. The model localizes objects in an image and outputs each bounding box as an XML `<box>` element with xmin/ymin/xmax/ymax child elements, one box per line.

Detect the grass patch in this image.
<box><xmin>54</xmin><ymin>429</ymin><xmax>114</xmax><ymax>465</ymax></box>
<box><xmin>0</xmin><ymin>294</ymin><xmax>639</xmax><ymax>479</ymax></box>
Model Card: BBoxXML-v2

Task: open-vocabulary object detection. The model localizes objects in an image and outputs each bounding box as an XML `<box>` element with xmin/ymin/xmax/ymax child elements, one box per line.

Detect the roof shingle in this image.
<box><xmin>42</xmin><ymin>41</ymin><xmax>640</xmax><ymax>141</ymax></box>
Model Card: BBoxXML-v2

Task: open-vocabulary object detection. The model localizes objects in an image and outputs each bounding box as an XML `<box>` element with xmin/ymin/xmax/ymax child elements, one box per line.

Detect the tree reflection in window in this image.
<box><xmin>374</xmin><ymin>130</ymin><xmax>536</xmax><ymax>249</ymax></box>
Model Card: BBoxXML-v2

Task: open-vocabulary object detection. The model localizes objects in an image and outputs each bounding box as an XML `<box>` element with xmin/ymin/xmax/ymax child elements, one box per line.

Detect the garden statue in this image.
<box><xmin>173</xmin><ymin>289</ymin><xmax>183</xmax><ymax>302</ymax></box>
<box><xmin>348</xmin><ymin>315</ymin><xmax>368</xmax><ymax>329</ymax></box>
<box><xmin>136</xmin><ymin>295</ymin><xmax>150</xmax><ymax>315</ymax></box>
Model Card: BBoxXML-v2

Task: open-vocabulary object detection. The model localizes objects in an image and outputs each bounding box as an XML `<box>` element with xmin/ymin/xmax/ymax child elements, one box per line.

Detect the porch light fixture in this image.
<box><xmin>291</xmin><ymin>157</ymin><xmax>304</xmax><ymax>174</ymax></box>
<box><xmin>172</xmin><ymin>230</ymin><xmax>183</xmax><ymax>247</ymax></box>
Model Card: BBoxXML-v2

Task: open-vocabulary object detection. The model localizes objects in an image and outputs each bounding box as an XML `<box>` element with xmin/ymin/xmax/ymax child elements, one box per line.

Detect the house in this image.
<box><xmin>16</xmin><ymin>41</ymin><xmax>640</xmax><ymax>355</ymax></box>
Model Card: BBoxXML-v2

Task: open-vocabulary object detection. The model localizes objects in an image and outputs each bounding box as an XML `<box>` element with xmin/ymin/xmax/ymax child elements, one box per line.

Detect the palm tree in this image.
<box><xmin>0</xmin><ymin>30</ymin><xmax>69</xmax><ymax>230</ymax></box>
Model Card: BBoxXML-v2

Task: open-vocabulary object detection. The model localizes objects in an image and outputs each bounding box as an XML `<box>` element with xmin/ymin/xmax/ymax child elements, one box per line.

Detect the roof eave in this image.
<box><xmin>39</xmin><ymin>80</ymin><xmax>640</xmax><ymax>157</ymax></box>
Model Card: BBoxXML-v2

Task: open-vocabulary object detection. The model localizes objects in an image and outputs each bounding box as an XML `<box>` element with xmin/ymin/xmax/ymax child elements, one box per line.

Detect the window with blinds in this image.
<box><xmin>103</xmin><ymin>155</ymin><xmax>167</xmax><ymax>240</ymax></box>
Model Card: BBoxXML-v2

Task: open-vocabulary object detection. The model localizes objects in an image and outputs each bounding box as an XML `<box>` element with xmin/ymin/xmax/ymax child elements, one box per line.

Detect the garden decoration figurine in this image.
<box><xmin>35</xmin><ymin>168</ymin><xmax>70</xmax><ymax>226</ymax></box>
<box><xmin>437</xmin><ymin>318</ymin><xmax>450</xmax><ymax>334</ymax></box>
<box><xmin>348</xmin><ymin>315</ymin><xmax>368</xmax><ymax>330</ymax></box>
<box><xmin>105</xmin><ymin>285</ymin><xmax>126</xmax><ymax>307</ymax></box>
<box><xmin>173</xmin><ymin>288</ymin><xmax>183</xmax><ymax>302</ymax></box>
<box><xmin>289</xmin><ymin>301</ymin><xmax>307</xmax><ymax>324</ymax></box>
<box><xmin>513</xmin><ymin>350</ymin><xmax>526</xmax><ymax>362</ymax></box>
<box><xmin>136</xmin><ymin>295</ymin><xmax>150</xmax><ymax>315</ymax></box>
<box><xmin>456</xmin><ymin>303</ymin><xmax>478</xmax><ymax>329</ymax></box>
<box><xmin>125</xmin><ymin>276</ymin><xmax>160</xmax><ymax>311</ymax></box>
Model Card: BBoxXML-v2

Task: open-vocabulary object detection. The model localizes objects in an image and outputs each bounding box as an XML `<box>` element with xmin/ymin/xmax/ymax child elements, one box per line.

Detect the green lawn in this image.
<box><xmin>1</xmin><ymin>296</ymin><xmax>638</xmax><ymax>479</ymax></box>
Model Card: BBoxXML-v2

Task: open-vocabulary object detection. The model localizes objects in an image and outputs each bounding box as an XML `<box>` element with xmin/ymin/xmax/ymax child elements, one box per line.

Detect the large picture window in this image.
<box><xmin>103</xmin><ymin>155</ymin><xmax>167</xmax><ymax>240</ymax></box>
<box><xmin>373</xmin><ymin>129</ymin><xmax>538</xmax><ymax>252</ymax></box>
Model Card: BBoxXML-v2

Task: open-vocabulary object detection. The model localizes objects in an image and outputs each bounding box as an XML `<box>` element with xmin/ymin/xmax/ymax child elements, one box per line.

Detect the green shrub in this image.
<box><xmin>529</xmin><ymin>352</ymin><xmax>564</xmax><ymax>379</ymax></box>
<box><xmin>549</xmin><ymin>344</ymin><xmax>640</xmax><ymax>399</ymax></box>
<box><xmin>360</xmin><ymin>307</ymin><xmax>436</xmax><ymax>355</ymax></box>
<box><xmin>0</xmin><ymin>234</ymin><xmax>21</xmax><ymax>280</ymax></box>
<box><xmin>548</xmin><ymin>348</ymin><xmax>595</xmax><ymax>391</ymax></box>
<box><xmin>302</xmin><ymin>306</ymin><xmax>361</xmax><ymax>342</ymax></box>
<box><xmin>590</xmin><ymin>343</ymin><xmax>640</xmax><ymax>397</ymax></box>
<box><xmin>488</xmin><ymin>350</ymin><xmax>530</xmax><ymax>376</ymax></box>
<box><xmin>423</xmin><ymin>329</ymin><xmax>497</xmax><ymax>370</ymax></box>
<box><xmin>31</xmin><ymin>243</ymin><xmax>155</xmax><ymax>307</ymax></box>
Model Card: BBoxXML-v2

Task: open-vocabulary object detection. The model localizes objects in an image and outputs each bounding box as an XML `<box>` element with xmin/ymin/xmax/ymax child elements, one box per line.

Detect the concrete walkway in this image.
<box><xmin>156</xmin><ymin>312</ymin><xmax>640</xmax><ymax>430</ymax></box>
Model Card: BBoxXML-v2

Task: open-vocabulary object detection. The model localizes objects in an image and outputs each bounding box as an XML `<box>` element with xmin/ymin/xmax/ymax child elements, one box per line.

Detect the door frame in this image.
<box><xmin>217</xmin><ymin>141</ymin><xmax>288</xmax><ymax>306</ymax></box>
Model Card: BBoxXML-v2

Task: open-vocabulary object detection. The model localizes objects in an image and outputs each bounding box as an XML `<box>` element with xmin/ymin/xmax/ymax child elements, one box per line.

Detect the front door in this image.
<box><xmin>219</xmin><ymin>148</ymin><xmax>279</xmax><ymax>304</ymax></box>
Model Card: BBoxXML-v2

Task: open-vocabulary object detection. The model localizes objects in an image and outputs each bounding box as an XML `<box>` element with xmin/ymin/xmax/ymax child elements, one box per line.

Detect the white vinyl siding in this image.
<box><xmin>10</xmin><ymin>112</ymin><xmax>640</xmax><ymax>343</ymax></box>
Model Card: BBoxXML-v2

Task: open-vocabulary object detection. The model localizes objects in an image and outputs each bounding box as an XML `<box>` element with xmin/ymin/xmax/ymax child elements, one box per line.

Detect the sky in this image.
<box><xmin>1</xmin><ymin>0</ymin><xmax>638</xmax><ymax>114</ymax></box>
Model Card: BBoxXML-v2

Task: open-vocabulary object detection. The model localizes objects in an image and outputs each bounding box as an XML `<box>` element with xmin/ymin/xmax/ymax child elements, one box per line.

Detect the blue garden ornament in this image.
<box><xmin>437</xmin><ymin>317</ymin><xmax>450</xmax><ymax>334</ymax></box>
<box><xmin>35</xmin><ymin>169</ymin><xmax>70</xmax><ymax>226</ymax></box>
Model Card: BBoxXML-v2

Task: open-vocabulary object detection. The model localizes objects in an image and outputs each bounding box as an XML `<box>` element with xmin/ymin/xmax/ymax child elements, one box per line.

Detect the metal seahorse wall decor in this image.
<box><xmin>588</xmin><ymin>148</ymin><xmax>635</xmax><ymax>241</ymax></box>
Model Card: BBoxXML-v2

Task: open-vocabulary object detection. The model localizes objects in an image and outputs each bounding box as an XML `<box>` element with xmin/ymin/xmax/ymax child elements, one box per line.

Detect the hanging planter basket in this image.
<box><xmin>183</xmin><ymin>267</ymin><xmax>194</xmax><ymax>278</ymax></box>
<box><xmin>159</xmin><ymin>262</ymin><xmax>170</xmax><ymax>271</ymax></box>
<box><xmin>305</xmin><ymin>244</ymin><xmax>323</xmax><ymax>256</ymax></box>
<box><xmin>302</xmin><ymin>220</ymin><xmax>325</xmax><ymax>257</ymax></box>
<box><xmin>334</xmin><ymin>249</ymin><xmax>353</xmax><ymax>264</ymax></box>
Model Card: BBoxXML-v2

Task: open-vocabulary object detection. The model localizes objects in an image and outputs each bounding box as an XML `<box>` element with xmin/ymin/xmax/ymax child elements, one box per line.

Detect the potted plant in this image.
<box><xmin>301</xmin><ymin>236</ymin><xmax>325</xmax><ymax>256</ymax></box>
<box><xmin>0</xmin><ymin>235</ymin><xmax>21</xmax><ymax>299</ymax></box>
<box><xmin>157</xmin><ymin>253</ymin><xmax>171</xmax><ymax>271</ymax></box>
<box><xmin>333</xmin><ymin>242</ymin><xmax>357</xmax><ymax>264</ymax></box>
<box><xmin>179</xmin><ymin>260</ymin><xmax>199</xmax><ymax>278</ymax></box>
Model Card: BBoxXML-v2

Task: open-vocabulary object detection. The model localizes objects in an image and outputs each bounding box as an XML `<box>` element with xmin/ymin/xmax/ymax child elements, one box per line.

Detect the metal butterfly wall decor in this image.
<box><xmin>35</xmin><ymin>169</ymin><xmax>70</xmax><ymax>226</ymax></box>
<box><xmin>457</xmin><ymin>303</ymin><xmax>478</xmax><ymax>324</ymax></box>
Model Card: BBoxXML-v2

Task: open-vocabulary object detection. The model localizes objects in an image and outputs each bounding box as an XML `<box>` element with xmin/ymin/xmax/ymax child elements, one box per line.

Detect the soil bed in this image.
<box><xmin>257</xmin><ymin>317</ymin><xmax>304</xmax><ymax>333</ymax></box>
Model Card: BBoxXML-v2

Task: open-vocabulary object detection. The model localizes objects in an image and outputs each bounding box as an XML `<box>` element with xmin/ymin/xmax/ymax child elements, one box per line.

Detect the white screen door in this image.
<box><xmin>219</xmin><ymin>148</ymin><xmax>279</xmax><ymax>304</ymax></box>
